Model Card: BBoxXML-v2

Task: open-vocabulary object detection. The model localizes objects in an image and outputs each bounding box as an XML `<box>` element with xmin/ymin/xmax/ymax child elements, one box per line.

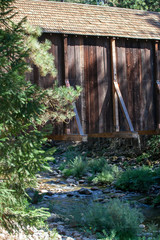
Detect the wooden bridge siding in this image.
<box><xmin>96</xmin><ymin>38</ymin><xmax>113</xmax><ymax>133</ymax></box>
<box><xmin>157</xmin><ymin>43</ymin><xmax>160</xmax><ymax>129</ymax></box>
<box><xmin>116</xmin><ymin>39</ymin><xmax>156</xmax><ymax>132</ymax></box>
<box><xmin>65</xmin><ymin>36</ymin><xmax>113</xmax><ymax>134</ymax></box>
<box><xmin>32</xmin><ymin>33</ymin><xmax>65</xmax><ymax>134</ymax></box>
<box><xmin>83</xmin><ymin>37</ymin><xmax>112</xmax><ymax>134</ymax></box>
<box><xmin>31</xmin><ymin>33</ymin><xmax>158</xmax><ymax>135</ymax></box>
<box><xmin>84</xmin><ymin>37</ymin><xmax>99</xmax><ymax>134</ymax></box>
<box><xmin>32</xmin><ymin>34</ymin><xmax>64</xmax><ymax>89</ymax></box>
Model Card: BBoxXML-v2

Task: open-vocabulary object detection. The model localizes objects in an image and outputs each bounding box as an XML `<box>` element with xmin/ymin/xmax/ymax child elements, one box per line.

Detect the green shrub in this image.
<box><xmin>68</xmin><ymin>199</ymin><xmax>143</xmax><ymax>240</ymax></box>
<box><xmin>93</xmin><ymin>164</ymin><xmax>119</xmax><ymax>184</ymax></box>
<box><xmin>88</xmin><ymin>157</ymin><xmax>106</xmax><ymax>174</ymax></box>
<box><xmin>137</xmin><ymin>136</ymin><xmax>160</xmax><ymax>163</ymax></box>
<box><xmin>64</xmin><ymin>149</ymin><xmax>81</xmax><ymax>162</ymax></box>
<box><xmin>153</xmin><ymin>194</ymin><xmax>160</xmax><ymax>206</ymax></box>
<box><xmin>115</xmin><ymin>167</ymin><xmax>154</xmax><ymax>192</ymax></box>
<box><xmin>62</xmin><ymin>156</ymin><xmax>87</xmax><ymax>178</ymax></box>
<box><xmin>147</xmin><ymin>136</ymin><xmax>160</xmax><ymax>160</ymax></box>
<box><xmin>62</xmin><ymin>168</ymin><xmax>73</xmax><ymax>177</ymax></box>
<box><xmin>70</xmin><ymin>156</ymin><xmax>87</xmax><ymax>178</ymax></box>
<box><xmin>136</xmin><ymin>152</ymin><xmax>150</xmax><ymax>163</ymax></box>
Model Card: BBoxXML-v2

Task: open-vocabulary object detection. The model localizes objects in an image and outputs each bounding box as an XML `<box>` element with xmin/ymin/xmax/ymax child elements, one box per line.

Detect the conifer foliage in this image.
<box><xmin>0</xmin><ymin>0</ymin><xmax>80</xmax><ymax>233</ymax></box>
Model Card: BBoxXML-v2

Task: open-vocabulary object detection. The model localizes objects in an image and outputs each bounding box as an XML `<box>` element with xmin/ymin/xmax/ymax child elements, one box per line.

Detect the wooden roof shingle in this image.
<box><xmin>13</xmin><ymin>0</ymin><xmax>160</xmax><ymax>40</ymax></box>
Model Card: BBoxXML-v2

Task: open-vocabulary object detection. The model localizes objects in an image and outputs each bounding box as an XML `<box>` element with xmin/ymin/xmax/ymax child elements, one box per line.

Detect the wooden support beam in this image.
<box><xmin>114</xmin><ymin>81</ymin><xmax>134</xmax><ymax>132</ymax></box>
<box><xmin>73</xmin><ymin>102</ymin><xmax>84</xmax><ymax>136</ymax></box>
<box><xmin>49</xmin><ymin>129</ymin><xmax>160</xmax><ymax>141</ymax></box>
<box><xmin>89</xmin><ymin>131</ymin><xmax>138</xmax><ymax>139</ymax></box>
<box><xmin>111</xmin><ymin>38</ymin><xmax>119</xmax><ymax>132</ymax></box>
<box><xmin>49</xmin><ymin>134</ymin><xmax>88</xmax><ymax>142</ymax></box>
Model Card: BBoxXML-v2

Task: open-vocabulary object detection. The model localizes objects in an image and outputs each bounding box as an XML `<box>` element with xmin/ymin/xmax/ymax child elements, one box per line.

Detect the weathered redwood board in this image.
<box><xmin>116</xmin><ymin>39</ymin><xmax>156</xmax><ymax>132</ymax></box>
<box><xmin>156</xmin><ymin>42</ymin><xmax>160</xmax><ymax>129</ymax></box>
<box><xmin>31</xmin><ymin>33</ymin><xmax>159</xmax><ymax>137</ymax></box>
<box><xmin>65</xmin><ymin>36</ymin><xmax>113</xmax><ymax>134</ymax></box>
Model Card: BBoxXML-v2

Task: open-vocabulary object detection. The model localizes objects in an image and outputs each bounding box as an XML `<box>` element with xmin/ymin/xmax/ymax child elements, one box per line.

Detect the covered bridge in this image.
<box><xmin>14</xmin><ymin>0</ymin><xmax>160</xmax><ymax>140</ymax></box>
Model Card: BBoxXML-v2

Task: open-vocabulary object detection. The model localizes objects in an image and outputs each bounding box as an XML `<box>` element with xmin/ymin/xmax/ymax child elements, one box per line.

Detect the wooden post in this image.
<box><xmin>155</xmin><ymin>41</ymin><xmax>160</xmax><ymax>129</ymax></box>
<box><xmin>111</xmin><ymin>38</ymin><xmax>119</xmax><ymax>132</ymax></box>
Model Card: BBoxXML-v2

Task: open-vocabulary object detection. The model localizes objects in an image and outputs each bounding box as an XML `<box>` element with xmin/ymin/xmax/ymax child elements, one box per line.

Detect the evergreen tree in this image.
<box><xmin>49</xmin><ymin>0</ymin><xmax>160</xmax><ymax>11</ymax></box>
<box><xmin>106</xmin><ymin>0</ymin><xmax>160</xmax><ymax>12</ymax></box>
<box><xmin>0</xmin><ymin>0</ymin><xmax>80</xmax><ymax>233</ymax></box>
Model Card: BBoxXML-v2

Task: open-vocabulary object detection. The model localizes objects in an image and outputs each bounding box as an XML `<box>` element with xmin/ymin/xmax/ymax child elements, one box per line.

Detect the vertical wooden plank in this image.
<box><xmin>155</xmin><ymin>41</ymin><xmax>160</xmax><ymax>129</ymax></box>
<box><xmin>97</xmin><ymin>38</ymin><xmax>104</xmax><ymax>133</ymax></box>
<box><xmin>111</xmin><ymin>38</ymin><xmax>119</xmax><ymax>132</ymax></box>
<box><xmin>140</xmin><ymin>41</ymin><xmax>146</xmax><ymax>130</ymax></box>
<box><xmin>57</xmin><ymin>35</ymin><xmax>64</xmax><ymax>87</ymax></box>
<box><xmin>106</xmin><ymin>39</ymin><xmax>113</xmax><ymax>132</ymax></box>
<box><xmin>93</xmin><ymin>41</ymin><xmax>99</xmax><ymax>133</ymax></box>
<box><xmin>126</xmin><ymin>40</ymin><xmax>134</xmax><ymax>126</ymax></box>
<box><xmin>84</xmin><ymin>38</ymin><xmax>90</xmax><ymax>134</ymax></box>
<box><xmin>132</xmin><ymin>41</ymin><xmax>140</xmax><ymax>130</ymax></box>
<box><xmin>75</xmin><ymin>37</ymin><xmax>81</xmax><ymax>133</ymax></box>
<box><xmin>64</xmin><ymin>35</ymin><xmax>69</xmax><ymax>83</ymax></box>
<box><xmin>63</xmin><ymin>35</ymin><xmax>71</xmax><ymax>134</ymax></box>
<box><xmin>139</xmin><ymin>40</ymin><xmax>155</xmax><ymax>131</ymax></box>
<box><xmin>79</xmin><ymin>36</ymin><xmax>86</xmax><ymax>133</ymax></box>
<box><xmin>116</xmin><ymin>38</ymin><xmax>128</xmax><ymax>131</ymax></box>
<box><xmin>89</xmin><ymin>43</ymin><xmax>94</xmax><ymax>133</ymax></box>
<box><xmin>146</xmin><ymin>41</ymin><xmax>155</xmax><ymax>130</ymax></box>
<box><xmin>68</xmin><ymin>36</ymin><xmax>78</xmax><ymax>134</ymax></box>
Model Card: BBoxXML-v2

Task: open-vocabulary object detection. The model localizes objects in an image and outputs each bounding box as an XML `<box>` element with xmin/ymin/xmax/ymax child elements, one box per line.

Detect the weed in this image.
<box><xmin>115</xmin><ymin>167</ymin><xmax>154</xmax><ymax>192</ymax></box>
<box><xmin>88</xmin><ymin>157</ymin><xmax>106</xmax><ymax>174</ymax></box>
<box><xmin>147</xmin><ymin>223</ymin><xmax>160</xmax><ymax>238</ymax></box>
<box><xmin>136</xmin><ymin>153</ymin><xmax>150</xmax><ymax>163</ymax></box>
<box><xmin>147</xmin><ymin>136</ymin><xmax>160</xmax><ymax>160</ymax></box>
<box><xmin>62</xmin><ymin>156</ymin><xmax>87</xmax><ymax>178</ymax></box>
<box><xmin>70</xmin><ymin>156</ymin><xmax>87</xmax><ymax>178</ymax></box>
<box><xmin>62</xmin><ymin>168</ymin><xmax>74</xmax><ymax>177</ymax></box>
<box><xmin>68</xmin><ymin>199</ymin><xmax>143</xmax><ymax>240</ymax></box>
<box><xmin>153</xmin><ymin>194</ymin><xmax>160</xmax><ymax>206</ymax></box>
<box><xmin>64</xmin><ymin>149</ymin><xmax>81</xmax><ymax>162</ymax></box>
<box><xmin>59</xmin><ymin>162</ymin><xmax>67</xmax><ymax>171</ymax></box>
<box><xmin>93</xmin><ymin>164</ymin><xmax>119</xmax><ymax>184</ymax></box>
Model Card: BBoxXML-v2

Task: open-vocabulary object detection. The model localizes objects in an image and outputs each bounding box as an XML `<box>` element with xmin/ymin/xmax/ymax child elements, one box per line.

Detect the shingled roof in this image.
<box><xmin>13</xmin><ymin>0</ymin><xmax>160</xmax><ymax>40</ymax></box>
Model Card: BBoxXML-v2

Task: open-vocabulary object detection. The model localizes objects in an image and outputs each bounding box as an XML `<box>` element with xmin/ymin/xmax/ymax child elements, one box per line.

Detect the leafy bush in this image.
<box><xmin>88</xmin><ymin>157</ymin><xmax>106</xmax><ymax>174</ymax></box>
<box><xmin>147</xmin><ymin>136</ymin><xmax>160</xmax><ymax>160</ymax></box>
<box><xmin>136</xmin><ymin>152</ymin><xmax>150</xmax><ymax>163</ymax></box>
<box><xmin>68</xmin><ymin>199</ymin><xmax>143</xmax><ymax>240</ymax></box>
<box><xmin>71</xmin><ymin>156</ymin><xmax>87</xmax><ymax>177</ymax></box>
<box><xmin>62</xmin><ymin>168</ymin><xmax>74</xmax><ymax>177</ymax></box>
<box><xmin>153</xmin><ymin>194</ymin><xmax>160</xmax><ymax>207</ymax></box>
<box><xmin>64</xmin><ymin>149</ymin><xmax>81</xmax><ymax>162</ymax></box>
<box><xmin>136</xmin><ymin>136</ymin><xmax>160</xmax><ymax>163</ymax></box>
<box><xmin>115</xmin><ymin>167</ymin><xmax>154</xmax><ymax>192</ymax></box>
<box><xmin>62</xmin><ymin>156</ymin><xmax>87</xmax><ymax>178</ymax></box>
<box><xmin>93</xmin><ymin>164</ymin><xmax>119</xmax><ymax>184</ymax></box>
